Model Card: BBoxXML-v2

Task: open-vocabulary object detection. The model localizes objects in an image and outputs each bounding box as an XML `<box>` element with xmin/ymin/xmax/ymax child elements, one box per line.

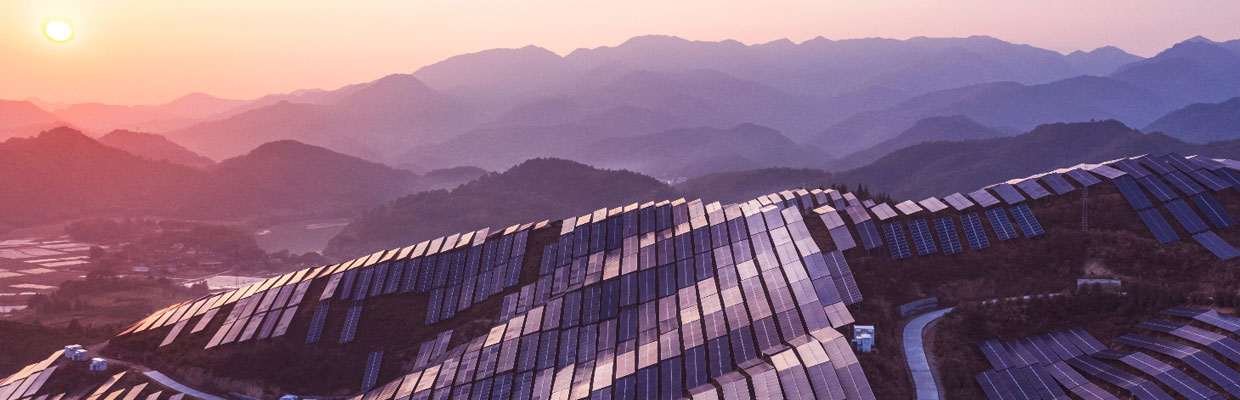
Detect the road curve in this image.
<box><xmin>903</xmin><ymin>307</ymin><xmax>954</xmax><ymax>400</ymax></box>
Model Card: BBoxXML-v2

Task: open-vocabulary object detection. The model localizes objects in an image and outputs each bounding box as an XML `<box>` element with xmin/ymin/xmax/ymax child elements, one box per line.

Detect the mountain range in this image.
<box><xmin>6</xmin><ymin>35</ymin><xmax>1240</xmax><ymax>184</ymax></box>
<box><xmin>0</xmin><ymin>127</ymin><xmax>464</xmax><ymax>228</ymax></box>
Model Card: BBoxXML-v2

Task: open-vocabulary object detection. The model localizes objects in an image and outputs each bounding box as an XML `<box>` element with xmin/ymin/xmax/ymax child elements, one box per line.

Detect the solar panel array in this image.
<box><xmin>907</xmin><ymin>219</ymin><xmax>937</xmax><ymax>256</ymax></box>
<box><xmin>1</xmin><ymin>359</ymin><xmax>205</xmax><ymax>400</ymax></box>
<box><xmin>974</xmin><ymin>307</ymin><xmax>1240</xmax><ymax>400</ymax></box>
<box><xmin>1009</xmin><ymin>204</ymin><xmax>1045</xmax><ymax>238</ymax></box>
<box><xmin>882</xmin><ymin>222</ymin><xmax>911</xmax><ymax>260</ymax></box>
<box><xmin>985</xmin><ymin>208</ymin><xmax>1018</xmax><ymax>241</ymax></box>
<box><xmin>339</xmin><ymin>196</ymin><xmax>876</xmax><ymax>400</ymax></box>
<box><xmin>1093</xmin><ymin>154</ymin><xmax>1240</xmax><ymax>258</ymax></box>
<box><xmin>933</xmin><ymin>217</ymin><xmax>963</xmax><ymax>255</ymax></box>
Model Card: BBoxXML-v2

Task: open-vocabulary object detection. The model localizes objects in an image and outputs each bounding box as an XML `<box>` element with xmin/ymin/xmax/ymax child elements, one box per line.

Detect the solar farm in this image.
<box><xmin>5</xmin><ymin>153</ymin><xmax>1240</xmax><ymax>399</ymax></box>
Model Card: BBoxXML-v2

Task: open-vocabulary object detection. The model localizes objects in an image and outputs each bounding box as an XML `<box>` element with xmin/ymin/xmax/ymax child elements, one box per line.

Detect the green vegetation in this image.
<box><xmin>23</xmin><ymin>276</ymin><xmax>209</xmax><ymax>327</ymax></box>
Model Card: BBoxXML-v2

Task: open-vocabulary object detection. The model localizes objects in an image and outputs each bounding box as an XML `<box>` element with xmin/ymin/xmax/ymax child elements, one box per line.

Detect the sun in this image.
<box><xmin>44</xmin><ymin>18</ymin><xmax>74</xmax><ymax>43</ymax></box>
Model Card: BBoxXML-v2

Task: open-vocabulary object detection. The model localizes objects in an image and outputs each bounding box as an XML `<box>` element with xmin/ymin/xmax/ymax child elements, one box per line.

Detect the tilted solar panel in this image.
<box><xmin>1111</xmin><ymin>158</ymin><xmax>1152</xmax><ymax>179</ymax></box>
<box><xmin>1015</xmin><ymin>180</ymin><xmax>1051</xmax><ymax>200</ymax></box>
<box><xmin>1192</xmin><ymin>193</ymin><xmax>1237</xmax><ymax>229</ymax></box>
<box><xmin>1164</xmin><ymin>199</ymin><xmax>1210</xmax><ymax>234</ymax></box>
<box><xmin>1165</xmin><ymin>171</ymin><xmax>1206</xmax><ymax>196</ymax></box>
<box><xmin>1087</xmin><ymin>164</ymin><xmax>1127</xmax><ymax>180</ymax></box>
<box><xmin>968</xmin><ymin>190</ymin><xmax>1001</xmax><ymax>208</ymax></box>
<box><xmin>1137</xmin><ymin>176</ymin><xmax>1177</xmax><ymax>202</ymax></box>
<box><xmin>1065</xmin><ymin>169</ymin><xmax>1102</xmax><ymax>187</ymax></box>
<box><xmin>943</xmin><ymin>193</ymin><xmax>975</xmax><ymax>211</ymax></box>
<box><xmin>340</xmin><ymin>304</ymin><xmax>363</xmax><ymax>343</ymax></box>
<box><xmin>991</xmin><ymin>184</ymin><xmax>1027</xmax><ymax>205</ymax></box>
<box><xmin>881</xmin><ymin>222</ymin><xmax>911</xmax><ymax>260</ymax></box>
<box><xmin>1189</xmin><ymin>169</ymin><xmax>1230</xmax><ymax>192</ymax></box>
<box><xmin>1115</xmin><ymin>176</ymin><xmax>1154</xmax><ymax>210</ymax></box>
<box><xmin>962</xmin><ymin>213</ymin><xmax>991</xmax><ymax>251</ymax></box>
<box><xmin>895</xmin><ymin>201</ymin><xmax>923</xmax><ymax>216</ymax></box>
<box><xmin>1162</xmin><ymin>154</ymin><xmax>1201</xmax><ymax>173</ymax></box>
<box><xmin>305</xmin><ymin>303</ymin><xmax>330</xmax><ymax>344</ymax></box>
<box><xmin>1137</xmin><ymin>208</ymin><xmax>1180</xmax><ymax>244</ymax></box>
<box><xmin>1137</xmin><ymin>155</ymin><xmax>1174</xmax><ymax>175</ymax></box>
<box><xmin>1009</xmin><ymin>204</ymin><xmax>1045</xmax><ymax>238</ymax></box>
<box><xmin>363</xmin><ymin>349</ymin><xmax>384</xmax><ymax>391</ymax></box>
<box><xmin>1040</xmin><ymin>173</ymin><xmax>1076</xmax><ymax>195</ymax></box>
<box><xmin>918</xmin><ymin>197</ymin><xmax>949</xmax><ymax>213</ymax></box>
<box><xmin>907</xmin><ymin>219</ymin><xmax>937</xmax><ymax>256</ymax></box>
<box><xmin>856</xmin><ymin>220</ymin><xmax>883</xmax><ymax>250</ymax></box>
<box><xmin>1193</xmin><ymin>232</ymin><xmax>1240</xmax><ymax>260</ymax></box>
<box><xmin>984</xmin><ymin>208</ymin><xmax>1018</xmax><ymax>241</ymax></box>
<box><xmin>933</xmin><ymin>217</ymin><xmax>963</xmax><ymax>255</ymax></box>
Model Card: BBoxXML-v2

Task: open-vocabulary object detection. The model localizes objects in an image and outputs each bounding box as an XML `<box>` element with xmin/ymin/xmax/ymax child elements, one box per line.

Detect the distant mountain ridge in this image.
<box><xmin>833</xmin><ymin>120</ymin><xmax>1240</xmax><ymax>199</ymax></box>
<box><xmin>98</xmin><ymin>130</ymin><xmax>215</xmax><ymax>168</ymax></box>
<box><xmin>0</xmin><ymin>127</ymin><xmax>427</xmax><ymax>228</ymax></box>
<box><xmin>1145</xmin><ymin>97</ymin><xmax>1240</xmax><ymax>143</ymax></box>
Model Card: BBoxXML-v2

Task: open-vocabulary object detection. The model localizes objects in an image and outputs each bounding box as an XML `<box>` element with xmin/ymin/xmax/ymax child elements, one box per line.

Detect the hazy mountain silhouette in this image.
<box><xmin>0</xmin><ymin>100</ymin><xmax>65</xmax><ymax>139</ymax></box>
<box><xmin>1110</xmin><ymin>37</ymin><xmax>1240</xmax><ymax>103</ymax></box>
<box><xmin>1145</xmin><ymin>97</ymin><xmax>1240</xmax><ymax>143</ymax></box>
<box><xmin>825</xmin><ymin>115</ymin><xmax>1012</xmax><ymax>170</ymax></box>
<box><xmin>675</xmin><ymin>168</ymin><xmax>835</xmax><ymax>206</ymax></box>
<box><xmin>0</xmin><ymin>127</ymin><xmax>201</xmax><ymax>226</ymax></box>
<box><xmin>1064</xmin><ymin>46</ymin><xmax>1144</xmax><ymax>75</ymax></box>
<box><xmin>98</xmin><ymin>129</ymin><xmax>216</xmax><ymax>168</ymax></box>
<box><xmin>165</xmin><ymin>74</ymin><xmax>474</xmax><ymax>160</ymax></box>
<box><xmin>50</xmin><ymin>93</ymin><xmax>246</xmax><ymax>134</ymax></box>
<box><xmin>324</xmin><ymin>158</ymin><xmax>677</xmax><ymax>257</ymax></box>
<box><xmin>813</xmin><ymin>76</ymin><xmax>1178</xmax><ymax>155</ymax></box>
<box><xmin>574</xmin><ymin>123</ymin><xmax>828</xmax><ymax>179</ymax></box>
<box><xmin>832</xmin><ymin>120</ymin><xmax>1240</xmax><ymax>199</ymax></box>
<box><xmin>0</xmin><ymin>127</ymin><xmax>428</xmax><ymax>228</ymax></box>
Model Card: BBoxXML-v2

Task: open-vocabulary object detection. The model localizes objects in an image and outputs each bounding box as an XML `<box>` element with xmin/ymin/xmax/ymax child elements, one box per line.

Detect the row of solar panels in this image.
<box><xmin>338</xmin><ymin>200</ymin><xmax>874</xmax><ymax>399</ymax></box>
<box><xmin>0</xmin><ymin>367</ymin><xmax>191</xmax><ymax>400</ymax></box>
<box><xmin>1101</xmin><ymin>155</ymin><xmax>1240</xmax><ymax>259</ymax></box>
<box><xmin>976</xmin><ymin>306</ymin><xmax>1240</xmax><ymax>400</ymax></box>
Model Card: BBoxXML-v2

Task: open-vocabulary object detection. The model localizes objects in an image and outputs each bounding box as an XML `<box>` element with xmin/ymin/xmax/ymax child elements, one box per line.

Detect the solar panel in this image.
<box><xmin>907</xmin><ymin>219</ymin><xmax>937</xmax><ymax>256</ymax></box>
<box><xmin>1188</xmin><ymin>155</ymin><xmax>1227</xmax><ymax>171</ymax></box>
<box><xmin>1137</xmin><ymin>176</ymin><xmax>1177</xmax><ymax>202</ymax></box>
<box><xmin>944</xmin><ymin>193</ymin><xmax>975</xmax><ymax>211</ymax></box>
<box><xmin>1137</xmin><ymin>208</ymin><xmax>1180</xmax><ymax>244</ymax></box>
<box><xmin>1111</xmin><ymin>158</ymin><xmax>1152</xmax><ymax>178</ymax></box>
<box><xmin>1009</xmin><ymin>204</ymin><xmax>1045</xmax><ymax>238</ymax></box>
<box><xmin>305</xmin><ymin>304</ymin><xmax>330</xmax><ymax>344</ymax></box>
<box><xmin>992</xmin><ymin>184</ymin><xmax>1027</xmax><ymax>205</ymax></box>
<box><xmin>962</xmin><ymin>213</ymin><xmax>991</xmax><ymax>251</ymax></box>
<box><xmin>824</xmin><ymin>251</ymin><xmax>862</xmax><ymax>305</ymax></box>
<box><xmin>979</xmin><ymin>339</ymin><xmax>1018</xmax><ymax>370</ymax></box>
<box><xmin>856</xmin><ymin>220</ymin><xmax>883</xmax><ymax>250</ymax></box>
<box><xmin>984</xmin><ymin>208</ymin><xmax>1018</xmax><ymax>241</ymax></box>
<box><xmin>1165</xmin><ymin>171</ymin><xmax>1206</xmax><ymax>196</ymax></box>
<box><xmin>870</xmin><ymin>203</ymin><xmax>898</xmax><ymax>221</ymax></box>
<box><xmin>1192</xmin><ymin>193</ymin><xmax>1237</xmax><ymax>229</ymax></box>
<box><xmin>1193</xmin><ymin>232</ymin><xmax>1240</xmax><ymax>260</ymax></box>
<box><xmin>1115</xmin><ymin>176</ymin><xmax>1154</xmax><ymax>210</ymax></box>
<box><xmin>1164</xmin><ymin>199</ymin><xmax>1210</xmax><ymax>233</ymax></box>
<box><xmin>1040</xmin><ymin>173</ymin><xmax>1076</xmax><ymax>194</ymax></box>
<box><xmin>881</xmin><ymin>222</ymin><xmax>911</xmax><ymax>260</ymax></box>
<box><xmin>918</xmin><ymin>197</ymin><xmax>949</xmax><ymax>213</ymax></box>
<box><xmin>1214</xmin><ymin>168</ymin><xmax>1240</xmax><ymax>190</ymax></box>
<box><xmin>968</xmin><ymin>190</ymin><xmax>1001</xmax><ymax>208</ymax></box>
<box><xmin>363</xmin><ymin>349</ymin><xmax>384</xmax><ymax>391</ymax></box>
<box><xmin>1065</xmin><ymin>169</ymin><xmax>1102</xmax><ymax>187</ymax></box>
<box><xmin>1136</xmin><ymin>155</ymin><xmax>1174</xmax><ymax>175</ymax></box>
<box><xmin>933</xmin><ymin>217</ymin><xmax>963</xmax><ymax>255</ymax></box>
<box><xmin>1189</xmin><ymin>169</ymin><xmax>1231</xmax><ymax>191</ymax></box>
<box><xmin>1087</xmin><ymin>164</ymin><xmax>1127</xmax><ymax>180</ymax></box>
<box><xmin>895</xmin><ymin>201</ymin><xmax>924</xmax><ymax>216</ymax></box>
<box><xmin>340</xmin><ymin>305</ymin><xmax>363</xmax><ymax>343</ymax></box>
<box><xmin>1161</xmin><ymin>154</ymin><xmax>1201</xmax><ymax>173</ymax></box>
<box><xmin>1015</xmin><ymin>180</ymin><xmax>1051</xmax><ymax>200</ymax></box>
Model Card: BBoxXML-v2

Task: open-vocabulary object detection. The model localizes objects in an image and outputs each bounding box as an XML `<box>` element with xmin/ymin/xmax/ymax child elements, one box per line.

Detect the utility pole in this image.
<box><xmin>1081</xmin><ymin>186</ymin><xmax>1089</xmax><ymax>232</ymax></box>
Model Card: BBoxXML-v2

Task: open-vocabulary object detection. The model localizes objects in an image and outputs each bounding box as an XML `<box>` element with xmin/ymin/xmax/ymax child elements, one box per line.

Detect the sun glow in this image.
<box><xmin>44</xmin><ymin>18</ymin><xmax>74</xmax><ymax>43</ymax></box>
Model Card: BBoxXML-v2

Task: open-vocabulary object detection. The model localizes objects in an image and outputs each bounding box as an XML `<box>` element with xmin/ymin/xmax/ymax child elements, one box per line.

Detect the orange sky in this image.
<box><xmin>4</xmin><ymin>0</ymin><xmax>1240</xmax><ymax>106</ymax></box>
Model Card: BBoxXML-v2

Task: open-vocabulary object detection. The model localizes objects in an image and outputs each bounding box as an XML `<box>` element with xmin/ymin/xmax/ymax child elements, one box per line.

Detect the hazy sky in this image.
<box><xmin>4</xmin><ymin>0</ymin><xmax>1239</xmax><ymax>105</ymax></box>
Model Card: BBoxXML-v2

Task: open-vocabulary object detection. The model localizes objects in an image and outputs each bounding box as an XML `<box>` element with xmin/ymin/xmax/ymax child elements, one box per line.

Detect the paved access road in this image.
<box><xmin>903</xmin><ymin>307</ymin><xmax>954</xmax><ymax>400</ymax></box>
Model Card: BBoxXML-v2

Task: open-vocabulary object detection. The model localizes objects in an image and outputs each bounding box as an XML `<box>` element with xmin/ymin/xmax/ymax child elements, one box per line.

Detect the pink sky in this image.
<box><xmin>4</xmin><ymin>0</ymin><xmax>1240</xmax><ymax>105</ymax></box>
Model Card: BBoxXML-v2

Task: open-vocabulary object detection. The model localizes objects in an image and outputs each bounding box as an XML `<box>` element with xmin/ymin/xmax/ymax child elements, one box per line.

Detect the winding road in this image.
<box><xmin>903</xmin><ymin>307</ymin><xmax>954</xmax><ymax>400</ymax></box>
